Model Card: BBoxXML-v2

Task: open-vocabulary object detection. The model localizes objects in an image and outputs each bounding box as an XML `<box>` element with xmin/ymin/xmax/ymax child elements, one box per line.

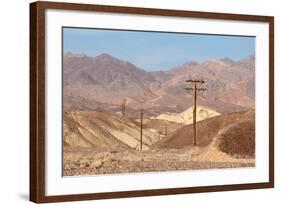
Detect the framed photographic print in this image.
<box><xmin>30</xmin><ymin>1</ymin><xmax>274</xmax><ymax>203</ymax></box>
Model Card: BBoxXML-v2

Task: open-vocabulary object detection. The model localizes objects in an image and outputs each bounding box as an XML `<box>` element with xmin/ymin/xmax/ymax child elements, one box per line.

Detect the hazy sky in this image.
<box><xmin>63</xmin><ymin>27</ymin><xmax>255</xmax><ymax>71</ymax></box>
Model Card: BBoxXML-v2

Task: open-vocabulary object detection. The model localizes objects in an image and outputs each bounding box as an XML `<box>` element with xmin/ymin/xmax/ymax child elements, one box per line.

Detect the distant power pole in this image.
<box><xmin>121</xmin><ymin>98</ymin><xmax>127</xmax><ymax>117</ymax></box>
<box><xmin>139</xmin><ymin>102</ymin><xmax>144</xmax><ymax>151</ymax></box>
<box><xmin>185</xmin><ymin>78</ymin><xmax>206</xmax><ymax>146</ymax></box>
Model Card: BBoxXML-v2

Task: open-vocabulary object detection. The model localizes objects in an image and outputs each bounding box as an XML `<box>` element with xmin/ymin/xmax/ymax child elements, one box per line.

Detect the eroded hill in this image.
<box><xmin>153</xmin><ymin>110</ymin><xmax>255</xmax><ymax>150</ymax></box>
<box><xmin>64</xmin><ymin>111</ymin><xmax>160</xmax><ymax>151</ymax></box>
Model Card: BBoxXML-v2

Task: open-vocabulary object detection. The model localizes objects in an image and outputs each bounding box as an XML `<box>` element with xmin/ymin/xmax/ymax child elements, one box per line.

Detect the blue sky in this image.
<box><xmin>63</xmin><ymin>27</ymin><xmax>255</xmax><ymax>71</ymax></box>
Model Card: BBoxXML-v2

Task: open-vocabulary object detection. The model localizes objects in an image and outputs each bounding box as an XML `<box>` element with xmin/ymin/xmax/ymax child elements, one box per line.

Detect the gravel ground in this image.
<box><xmin>63</xmin><ymin>148</ymin><xmax>255</xmax><ymax>176</ymax></box>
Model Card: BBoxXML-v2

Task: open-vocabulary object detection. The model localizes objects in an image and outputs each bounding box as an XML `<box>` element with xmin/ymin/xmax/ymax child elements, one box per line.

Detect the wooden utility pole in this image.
<box><xmin>139</xmin><ymin>102</ymin><xmax>144</xmax><ymax>151</ymax></box>
<box><xmin>185</xmin><ymin>79</ymin><xmax>206</xmax><ymax>146</ymax></box>
<box><xmin>121</xmin><ymin>98</ymin><xmax>127</xmax><ymax>117</ymax></box>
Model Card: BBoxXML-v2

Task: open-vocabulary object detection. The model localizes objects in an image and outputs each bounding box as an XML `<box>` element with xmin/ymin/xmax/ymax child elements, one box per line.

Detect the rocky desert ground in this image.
<box><xmin>64</xmin><ymin>148</ymin><xmax>254</xmax><ymax>176</ymax></box>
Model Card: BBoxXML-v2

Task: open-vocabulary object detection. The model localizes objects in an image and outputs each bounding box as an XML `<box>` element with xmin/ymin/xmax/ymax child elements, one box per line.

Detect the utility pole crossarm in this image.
<box><xmin>196</xmin><ymin>88</ymin><xmax>207</xmax><ymax>91</ymax></box>
<box><xmin>184</xmin><ymin>87</ymin><xmax>194</xmax><ymax>91</ymax></box>
<box><xmin>184</xmin><ymin>85</ymin><xmax>206</xmax><ymax>91</ymax></box>
<box><xmin>186</xmin><ymin>79</ymin><xmax>206</xmax><ymax>83</ymax></box>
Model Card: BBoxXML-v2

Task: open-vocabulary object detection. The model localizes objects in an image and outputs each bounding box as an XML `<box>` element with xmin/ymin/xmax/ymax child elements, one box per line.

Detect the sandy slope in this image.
<box><xmin>151</xmin><ymin>105</ymin><xmax>220</xmax><ymax>124</ymax></box>
<box><xmin>64</xmin><ymin>111</ymin><xmax>160</xmax><ymax>151</ymax></box>
<box><xmin>135</xmin><ymin>118</ymin><xmax>185</xmax><ymax>137</ymax></box>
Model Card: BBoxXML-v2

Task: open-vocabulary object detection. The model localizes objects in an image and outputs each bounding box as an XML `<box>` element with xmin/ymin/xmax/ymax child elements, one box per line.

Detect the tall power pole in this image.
<box><xmin>139</xmin><ymin>102</ymin><xmax>144</xmax><ymax>151</ymax></box>
<box><xmin>185</xmin><ymin>79</ymin><xmax>206</xmax><ymax>146</ymax></box>
<box><xmin>121</xmin><ymin>98</ymin><xmax>127</xmax><ymax>117</ymax></box>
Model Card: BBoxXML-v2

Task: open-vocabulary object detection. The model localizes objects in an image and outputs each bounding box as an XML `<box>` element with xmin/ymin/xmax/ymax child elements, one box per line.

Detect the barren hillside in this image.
<box><xmin>64</xmin><ymin>111</ymin><xmax>160</xmax><ymax>151</ymax></box>
<box><xmin>153</xmin><ymin>110</ymin><xmax>254</xmax><ymax>149</ymax></box>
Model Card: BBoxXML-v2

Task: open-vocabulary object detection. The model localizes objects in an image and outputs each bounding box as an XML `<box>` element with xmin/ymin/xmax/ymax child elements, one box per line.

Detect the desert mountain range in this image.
<box><xmin>63</xmin><ymin>52</ymin><xmax>255</xmax><ymax>116</ymax></box>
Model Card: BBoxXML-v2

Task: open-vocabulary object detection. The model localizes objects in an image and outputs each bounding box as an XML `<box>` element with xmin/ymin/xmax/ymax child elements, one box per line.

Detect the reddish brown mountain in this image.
<box><xmin>150</xmin><ymin>55</ymin><xmax>255</xmax><ymax>114</ymax></box>
<box><xmin>64</xmin><ymin>52</ymin><xmax>157</xmax><ymax>111</ymax></box>
<box><xmin>63</xmin><ymin>53</ymin><xmax>255</xmax><ymax>115</ymax></box>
